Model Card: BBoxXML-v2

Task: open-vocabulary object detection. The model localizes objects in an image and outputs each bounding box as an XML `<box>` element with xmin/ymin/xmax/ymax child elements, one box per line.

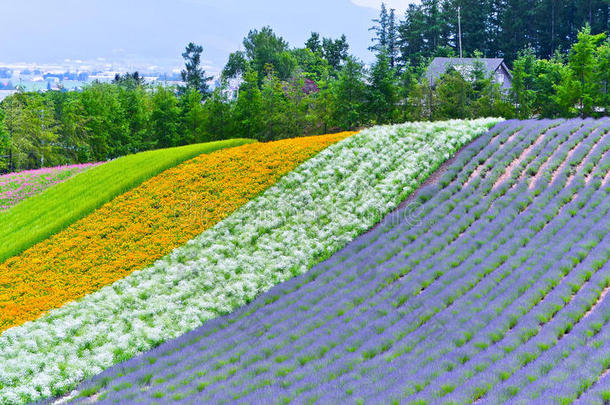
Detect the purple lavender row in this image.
<box><xmin>575</xmin><ymin>363</ymin><xmax>610</xmax><ymax>405</ymax></box>
<box><xmin>328</xmin><ymin>172</ymin><xmax>608</xmax><ymax>403</ymax></box>
<box><xmin>382</xmin><ymin>133</ymin><xmax>604</xmax><ymax>398</ymax></box>
<box><xmin>439</xmin><ymin>228</ymin><xmax>610</xmax><ymax>403</ymax></box>
<box><xmin>384</xmin><ymin>121</ymin><xmax>610</xmax><ymax>392</ymax></box>
<box><xmin>516</xmin><ymin>293</ymin><xmax>610</xmax><ymax>403</ymax></box>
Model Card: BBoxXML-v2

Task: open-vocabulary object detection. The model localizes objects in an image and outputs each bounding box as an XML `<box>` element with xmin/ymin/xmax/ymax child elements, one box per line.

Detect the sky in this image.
<box><xmin>0</xmin><ymin>0</ymin><xmax>419</xmax><ymax>74</ymax></box>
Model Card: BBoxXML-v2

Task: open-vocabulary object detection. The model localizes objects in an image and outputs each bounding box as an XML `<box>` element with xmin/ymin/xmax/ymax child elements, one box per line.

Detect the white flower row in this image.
<box><xmin>0</xmin><ymin>118</ymin><xmax>501</xmax><ymax>404</ymax></box>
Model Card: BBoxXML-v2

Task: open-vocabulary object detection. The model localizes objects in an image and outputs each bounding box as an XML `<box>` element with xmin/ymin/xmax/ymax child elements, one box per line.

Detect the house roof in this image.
<box><xmin>426</xmin><ymin>57</ymin><xmax>511</xmax><ymax>84</ymax></box>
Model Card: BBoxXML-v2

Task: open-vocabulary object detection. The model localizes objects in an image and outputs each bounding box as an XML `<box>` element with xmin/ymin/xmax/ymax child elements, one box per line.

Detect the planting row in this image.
<box><xmin>65</xmin><ymin>118</ymin><xmax>609</xmax><ymax>404</ymax></box>
<box><xmin>0</xmin><ymin>163</ymin><xmax>100</xmax><ymax>211</ymax></box>
<box><xmin>0</xmin><ymin>119</ymin><xmax>499</xmax><ymax>404</ymax></box>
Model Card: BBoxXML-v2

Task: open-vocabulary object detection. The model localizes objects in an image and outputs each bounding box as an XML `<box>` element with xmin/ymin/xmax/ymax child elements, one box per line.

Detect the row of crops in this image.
<box><xmin>65</xmin><ymin>118</ymin><xmax>610</xmax><ymax>404</ymax></box>
<box><xmin>0</xmin><ymin>119</ymin><xmax>498</xmax><ymax>404</ymax></box>
<box><xmin>0</xmin><ymin>163</ymin><xmax>100</xmax><ymax>211</ymax></box>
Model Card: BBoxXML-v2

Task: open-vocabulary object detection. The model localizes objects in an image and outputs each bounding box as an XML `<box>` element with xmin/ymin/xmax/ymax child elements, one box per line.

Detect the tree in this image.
<box><xmin>369</xmin><ymin>3</ymin><xmax>389</xmax><ymax>54</ymax></box>
<box><xmin>568</xmin><ymin>25</ymin><xmax>606</xmax><ymax>117</ymax></box>
<box><xmin>203</xmin><ymin>88</ymin><xmax>235</xmax><ymax>141</ymax></box>
<box><xmin>57</xmin><ymin>94</ymin><xmax>92</xmax><ymax>162</ymax></box>
<box><xmin>367</xmin><ymin>51</ymin><xmax>398</xmax><ymax>124</ymax></box>
<box><xmin>260</xmin><ymin>68</ymin><xmax>291</xmax><ymax>141</ymax></box>
<box><xmin>434</xmin><ymin>69</ymin><xmax>474</xmax><ymax>119</ymax></box>
<box><xmin>331</xmin><ymin>57</ymin><xmax>367</xmax><ymax>130</ymax></box>
<box><xmin>113</xmin><ymin>72</ymin><xmax>145</xmax><ymax>88</ymax></box>
<box><xmin>222</xmin><ymin>51</ymin><xmax>248</xmax><ymax>80</ymax></box>
<box><xmin>595</xmin><ymin>38</ymin><xmax>610</xmax><ymax>114</ymax></box>
<box><xmin>80</xmin><ymin>83</ymin><xmax>129</xmax><ymax>160</ymax></box>
<box><xmin>387</xmin><ymin>8</ymin><xmax>399</xmax><ymax>68</ymax></box>
<box><xmin>305</xmin><ymin>32</ymin><xmax>322</xmax><ymax>54</ymax></box>
<box><xmin>118</xmin><ymin>84</ymin><xmax>152</xmax><ymax>153</ymax></box>
<box><xmin>0</xmin><ymin>93</ymin><xmax>58</xmax><ymax>169</ymax></box>
<box><xmin>180</xmin><ymin>42</ymin><xmax>213</xmax><ymax>97</ymax></box>
<box><xmin>510</xmin><ymin>48</ymin><xmax>537</xmax><ymax>118</ymax></box>
<box><xmin>0</xmin><ymin>109</ymin><xmax>9</xmax><ymax>172</ymax></box>
<box><xmin>151</xmin><ymin>86</ymin><xmax>181</xmax><ymax>148</ymax></box>
<box><xmin>322</xmin><ymin>35</ymin><xmax>350</xmax><ymax>73</ymax></box>
<box><xmin>243</xmin><ymin>27</ymin><xmax>296</xmax><ymax>81</ymax></box>
<box><xmin>180</xmin><ymin>88</ymin><xmax>207</xmax><ymax>144</ymax></box>
<box><xmin>233</xmin><ymin>69</ymin><xmax>264</xmax><ymax>140</ymax></box>
<box><xmin>397</xmin><ymin>4</ymin><xmax>429</xmax><ymax>68</ymax></box>
<box><xmin>291</xmin><ymin>48</ymin><xmax>331</xmax><ymax>83</ymax></box>
<box><xmin>533</xmin><ymin>54</ymin><xmax>566</xmax><ymax>117</ymax></box>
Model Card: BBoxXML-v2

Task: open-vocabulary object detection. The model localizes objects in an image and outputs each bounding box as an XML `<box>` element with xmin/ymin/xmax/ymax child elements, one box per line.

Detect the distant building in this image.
<box><xmin>426</xmin><ymin>57</ymin><xmax>512</xmax><ymax>90</ymax></box>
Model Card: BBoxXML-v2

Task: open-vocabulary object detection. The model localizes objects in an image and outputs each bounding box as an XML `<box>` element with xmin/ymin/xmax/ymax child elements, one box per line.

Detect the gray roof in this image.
<box><xmin>426</xmin><ymin>57</ymin><xmax>511</xmax><ymax>84</ymax></box>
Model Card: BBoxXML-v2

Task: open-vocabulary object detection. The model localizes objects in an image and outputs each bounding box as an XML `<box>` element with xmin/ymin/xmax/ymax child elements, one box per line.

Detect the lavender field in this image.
<box><xmin>66</xmin><ymin>118</ymin><xmax>610</xmax><ymax>404</ymax></box>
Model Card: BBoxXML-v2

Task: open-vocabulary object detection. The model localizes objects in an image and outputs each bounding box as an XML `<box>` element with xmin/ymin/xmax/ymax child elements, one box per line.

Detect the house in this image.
<box><xmin>426</xmin><ymin>57</ymin><xmax>512</xmax><ymax>90</ymax></box>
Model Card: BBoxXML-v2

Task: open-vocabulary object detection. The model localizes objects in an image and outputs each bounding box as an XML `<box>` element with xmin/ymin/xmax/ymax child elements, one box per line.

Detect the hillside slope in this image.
<box><xmin>0</xmin><ymin>133</ymin><xmax>352</xmax><ymax>333</ymax></box>
<box><xmin>0</xmin><ymin>119</ymin><xmax>499</xmax><ymax>404</ymax></box>
<box><xmin>0</xmin><ymin>139</ymin><xmax>253</xmax><ymax>263</ymax></box>
<box><xmin>68</xmin><ymin>118</ymin><xmax>610</xmax><ymax>404</ymax></box>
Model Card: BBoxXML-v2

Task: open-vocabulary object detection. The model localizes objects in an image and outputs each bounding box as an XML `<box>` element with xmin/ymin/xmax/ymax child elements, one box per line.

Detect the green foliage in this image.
<box><xmin>567</xmin><ymin>25</ymin><xmax>607</xmax><ymax>117</ymax></box>
<box><xmin>151</xmin><ymin>86</ymin><xmax>181</xmax><ymax>148</ymax></box>
<box><xmin>0</xmin><ymin>109</ymin><xmax>10</xmax><ymax>172</ymax></box>
<box><xmin>1</xmin><ymin>92</ymin><xmax>58</xmax><ymax>170</ymax></box>
<box><xmin>367</xmin><ymin>50</ymin><xmax>399</xmax><ymax>124</ymax></box>
<box><xmin>398</xmin><ymin>0</ymin><xmax>609</xmax><ymax>66</ymax></box>
<box><xmin>180</xmin><ymin>42</ymin><xmax>213</xmax><ymax>97</ymax></box>
<box><xmin>234</xmin><ymin>69</ymin><xmax>264</xmax><ymax>140</ymax></box>
<box><xmin>331</xmin><ymin>57</ymin><xmax>367</xmax><ymax>130</ymax></box>
<box><xmin>510</xmin><ymin>48</ymin><xmax>537</xmax><ymax>118</ymax></box>
<box><xmin>243</xmin><ymin>26</ymin><xmax>296</xmax><ymax>82</ymax></box>
<box><xmin>180</xmin><ymin>88</ymin><xmax>208</xmax><ymax>144</ymax></box>
<box><xmin>0</xmin><ymin>139</ymin><xmax>254</xmax><ymax>264</ymax></box>
<box><xmin>434</xmin><ymin>70</ymin><xmax>474</xmax><ymax>119</ymax></box>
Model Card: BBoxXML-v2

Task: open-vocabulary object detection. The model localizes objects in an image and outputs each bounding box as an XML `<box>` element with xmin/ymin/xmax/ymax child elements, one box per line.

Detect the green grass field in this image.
<box><xmin>0</xmin><ymin>139</ymin><xmax>254</xmax><ymax>264</ymax></box>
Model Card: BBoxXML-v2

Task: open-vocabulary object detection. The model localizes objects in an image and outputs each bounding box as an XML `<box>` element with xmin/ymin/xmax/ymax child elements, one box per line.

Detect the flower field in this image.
<box><xmin>0</xmin><ymin>119</ymin><xmax>498</xmax><ymax>404</ymax></box>
<box><xmin>0</xmin><ymin>139</ymin><xmax>253</xmax><ymax>264</ymax></box>
<box><xmin>0</xmin><ymin>132</ymin><xmax>353</xmax><ymax>334</ymax></box>
<box><xmin>61</xmin><ymin>118</ymin><xmax>609</xmax><ymax>404</ymax></box>
<box><xmin>0</xmin><ymin>163</ymin><xmax>100</xmax><ymax>211</ymax></box>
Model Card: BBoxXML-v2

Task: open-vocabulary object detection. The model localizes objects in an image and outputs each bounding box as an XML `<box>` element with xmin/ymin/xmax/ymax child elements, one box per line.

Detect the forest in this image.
<box><xmin>0</xmin><ymin>0</ymin><xmax>608</xmax><ymax>172</ymax></box>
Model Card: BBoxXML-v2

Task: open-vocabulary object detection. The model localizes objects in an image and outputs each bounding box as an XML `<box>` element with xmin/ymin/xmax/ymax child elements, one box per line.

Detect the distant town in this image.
<box><xmin>0</xmin><ymin>58</ymin><xmax>230</xmax><ymax>101</ymax></box>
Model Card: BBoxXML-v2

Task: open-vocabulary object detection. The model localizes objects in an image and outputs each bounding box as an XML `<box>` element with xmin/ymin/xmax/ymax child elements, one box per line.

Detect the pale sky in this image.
<box><xmin>0</xmin><ymin>0</ymin><xmax>419</xmax><ymax>73</ymax></box>
<box><xmin>350</xmin><ymin>0</ymin><xmax>419</xmax><ymax>13</ymax></box>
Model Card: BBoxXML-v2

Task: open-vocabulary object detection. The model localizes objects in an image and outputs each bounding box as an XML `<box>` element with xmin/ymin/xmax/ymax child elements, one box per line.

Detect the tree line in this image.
<box><xmin>0</xmin><ymin>1</ymin><xmax>608</xmax><ymax>172</ymax></box>
<box><xmin>397</xmin><ymin>0</ymin><xmax>609</xmax><ymax>67</ymax></box>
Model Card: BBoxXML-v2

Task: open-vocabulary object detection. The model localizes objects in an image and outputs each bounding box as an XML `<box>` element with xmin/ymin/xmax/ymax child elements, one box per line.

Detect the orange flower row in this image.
<box><xmin>0</xmin><ymin>132</ymin><xmax>354</xmax><ymax>333</ymax></box>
